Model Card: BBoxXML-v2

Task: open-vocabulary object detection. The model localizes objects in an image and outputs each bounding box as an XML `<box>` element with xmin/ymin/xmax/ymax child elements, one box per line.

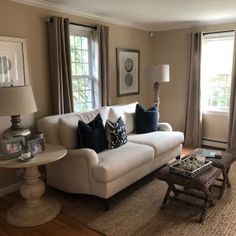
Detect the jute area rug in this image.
<box><xmin>50</xmin><ymin>163</ymin><xmax>236</xmax><ymax>236</ymax></box>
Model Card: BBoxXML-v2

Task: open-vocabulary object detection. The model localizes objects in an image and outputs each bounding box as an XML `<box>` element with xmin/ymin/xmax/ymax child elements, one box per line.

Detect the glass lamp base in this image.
<box><xmin>3</xmin><ymin>127</ymin><xmax>31</xmax><ymax>139</ymax></box>
<box><xmin>3</xmin><ymin>115</ymin><xmax>31</xmax><ymax>139</ymax></box>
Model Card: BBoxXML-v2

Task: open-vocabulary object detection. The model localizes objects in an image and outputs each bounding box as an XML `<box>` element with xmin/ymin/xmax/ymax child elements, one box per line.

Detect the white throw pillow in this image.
<box><xmin>125</xmin><ymin>112</ymin><xmax>135</xmax><ymax>134</ymax></box>
<box><xmin>59</xmin><ymin>108</ymin><xmax>109</xmax><ymax>149</ymax></box>
<box><xmin>59</xmin><ymin>115</ymin><xmax>82</xmax><ymax>149</ymax></box>
<box><xmin>108</xmin><ymin>102</ymin><xmax>137</xmax><ymax>134</ymax></box>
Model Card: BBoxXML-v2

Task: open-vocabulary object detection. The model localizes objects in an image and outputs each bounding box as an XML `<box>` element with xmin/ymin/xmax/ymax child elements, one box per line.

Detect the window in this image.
<box><xmin>70</xmin><ymin>26</ymin><xmax>96</xmax><ymax>112</ymax></box>
<box><xmin>201</xmin><ymin>31</ymin><xmax>234</xmax><ymax>113</ymax></box>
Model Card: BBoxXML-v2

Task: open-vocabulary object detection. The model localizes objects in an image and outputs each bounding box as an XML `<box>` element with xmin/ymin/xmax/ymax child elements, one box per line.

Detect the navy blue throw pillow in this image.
<box><xmin>135</xmin><ymin>104</ymin><xmax>158</xmax><ymax>134</ymax></box>
<box><xmin>77</xmin><ymin>114</ymin><xmax>108</xmax><ymax>153</ymax></box>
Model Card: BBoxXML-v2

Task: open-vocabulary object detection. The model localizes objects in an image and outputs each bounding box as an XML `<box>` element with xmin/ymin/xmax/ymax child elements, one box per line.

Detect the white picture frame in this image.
<box><xmin>0</xmin><ymin>36</ymin><xmax>29</xmax><ymax>87</ymax></box>
<box><xmin>116</xmin><ymin>48</ymin><xmax>140</xmax><ymax>96</ymax></box>
<box><xmin>28</xmin><ymin>138</ymin><xmax>46</xmax><ymax>155</ymax></box>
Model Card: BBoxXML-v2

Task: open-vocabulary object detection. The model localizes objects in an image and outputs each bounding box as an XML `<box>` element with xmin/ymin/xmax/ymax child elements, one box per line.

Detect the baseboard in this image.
<box><xmin>0</xmin><ymin>182</ymin><xmax>21</xmax><ymax>197</ymax></box>
<box><xmin>202</xmin><ymin>139</ymin><xmax>227</xmax><ymax>149</ymax></box>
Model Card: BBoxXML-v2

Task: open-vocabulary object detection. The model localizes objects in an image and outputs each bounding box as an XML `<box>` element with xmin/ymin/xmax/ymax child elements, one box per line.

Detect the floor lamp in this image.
<box><xmin>0</xmin><ymin>86</ymin><xmax>37</xmax><ymax>139</ymax></box>
<box><xmin>146</xmin><ymin>64</ymin><xmax>170</xmax><ymax>119</ymax></box>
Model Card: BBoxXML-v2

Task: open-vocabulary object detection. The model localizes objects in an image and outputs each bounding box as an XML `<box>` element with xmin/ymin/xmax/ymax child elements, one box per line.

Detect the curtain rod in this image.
<box><xmin>46</xmin><ymin>17</ymin><xmax>97</xmax><ymax>30</ymax></box>
<box><xmin>203</xmin><ymin>29</ymin><xmax>235</xmax><ymax>35</ymax></box>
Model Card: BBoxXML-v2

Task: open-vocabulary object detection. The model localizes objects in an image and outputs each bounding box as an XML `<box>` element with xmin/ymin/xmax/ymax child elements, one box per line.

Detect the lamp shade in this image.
<box><xmin>0</xmin><ymin>86</ymin><xmax>37</xmax><ymax>116</ymax></box>
<box><xmin>145</xmin><ymin>64</ymin><xmax>170</xmax><ymax>83</ymax></box>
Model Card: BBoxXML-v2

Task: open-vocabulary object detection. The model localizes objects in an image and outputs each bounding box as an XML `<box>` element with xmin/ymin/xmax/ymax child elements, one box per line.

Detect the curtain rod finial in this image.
<box><xmin>46</xmin><ymin>17</ymin><xmax>53</xmax><ymax>23</ymax></box>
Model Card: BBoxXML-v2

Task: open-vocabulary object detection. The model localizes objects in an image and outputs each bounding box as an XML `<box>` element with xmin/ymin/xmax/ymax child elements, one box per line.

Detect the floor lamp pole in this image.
<box><xmin>154</xmin><ymin>81</ymin><xmax>160</xmax><ymax>121</ymax></box>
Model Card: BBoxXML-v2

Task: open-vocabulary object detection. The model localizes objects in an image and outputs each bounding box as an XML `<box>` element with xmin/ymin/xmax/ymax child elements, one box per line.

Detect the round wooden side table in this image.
<box><xmin>0</xmin><ymin>144</ymin><xmax>67</xmax><ymax>227</ymax></box>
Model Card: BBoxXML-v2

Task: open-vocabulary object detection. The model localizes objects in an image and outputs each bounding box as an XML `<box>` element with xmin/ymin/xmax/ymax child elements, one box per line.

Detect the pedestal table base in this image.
<box><xmin>7</xmin><ymin>197</ymin><xmax>61</xmax><ymax>227</ymax></box>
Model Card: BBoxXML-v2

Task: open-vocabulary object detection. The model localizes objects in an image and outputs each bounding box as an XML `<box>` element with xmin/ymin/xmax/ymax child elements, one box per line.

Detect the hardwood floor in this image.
<box><xmin>182</xmin><ymin>146</ymin><xmax>194</xmax><ymax>156</ymax></box>
<box><xmin>0</xmin><ymin>214</ymin><xmax>103</xmax><ymax>236</ymax></box>
<box><xmin>0</xmin><ymin>193</ymin><xmax>103</xmax><ymax>236</ymax></box>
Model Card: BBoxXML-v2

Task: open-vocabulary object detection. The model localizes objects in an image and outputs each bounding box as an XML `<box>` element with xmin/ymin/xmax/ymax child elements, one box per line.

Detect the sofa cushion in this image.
<box><xmin>108</xmin><ymin>102</ymin><xmax>137</xmax><ymax>134</ymax></box>
<box><xmin>128</xmin><ymin>131</ymin><xmax>184</xmax><ymax>156</ymax></box>
<box><xmin>105</xmin><ymin>117</ymin><xmax>127</xmax><ymax>149</ymax></box>
<box><xmin>135</xmin><ymin>104</ymin><xmax>158</xmax><ymax>134</ymax></box>
<box><xmin>93</xmin><ymin>142</ymin><xmax>154</xmax><ymax>183</ymax></box>
<box><xmin>58</xmin><ymin>107</ymin><xmax>109</xmax><ymax>149</ymax></box>
<box><xmin>78</xmin><ymin>114</ymin><xmax>108</xmax><ymax>153</ymax></box>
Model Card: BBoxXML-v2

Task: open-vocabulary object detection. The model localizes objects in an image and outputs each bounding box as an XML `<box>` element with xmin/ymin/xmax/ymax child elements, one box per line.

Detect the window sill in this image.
<box><xmin>202</xmin><ymin>110</ymin><xmax>229</xmax><ymax>117</ymax></box>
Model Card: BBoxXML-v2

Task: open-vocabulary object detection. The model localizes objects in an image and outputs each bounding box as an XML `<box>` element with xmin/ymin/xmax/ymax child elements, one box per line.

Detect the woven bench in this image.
<box><xmin>192</xmin><ymin>149</ymin><xmax>236</xmax><ymax>199</ymax></box>
<box><xmin>157</xmin><ymin>165</ymin><xmax>221</xmax><ymax>222</ymax></box>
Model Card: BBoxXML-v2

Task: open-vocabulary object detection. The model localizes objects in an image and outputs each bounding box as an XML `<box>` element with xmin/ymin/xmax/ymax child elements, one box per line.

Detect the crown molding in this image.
<box><xmin>10</xmin><ymin>0</ymin><xmax>151</xmax><ymax>31</ymax></box>
<box><xmin>152</xmin><ymin>18</ymin><xmax>236</xmax><ymax>32</ymax></box>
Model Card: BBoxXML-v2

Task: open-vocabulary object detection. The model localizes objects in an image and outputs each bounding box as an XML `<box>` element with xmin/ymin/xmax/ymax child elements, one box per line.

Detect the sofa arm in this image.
<box><xmin>46</xmin><ymin>148</ymin><xmax>99</xmax><ymax>194</ymax></box>
<box><xmin>158</xmin><ymin>122</ymin><xmax>173</xmax><ymax>131</ymax></box>
<box><xmin>67</xmin><ymin>148</ymin><xmax>99</xmax><ymax>166</ymax></box>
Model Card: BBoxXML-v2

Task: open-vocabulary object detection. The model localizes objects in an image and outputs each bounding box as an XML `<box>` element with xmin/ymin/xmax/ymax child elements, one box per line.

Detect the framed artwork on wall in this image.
<box><xmin>116</xmin><ymin>48</ymin><xmax>140</xmax><ymax>96</ymax></box>
<box><xmin>0</xmin><ymin>36</ymin><xmax>29</xmax><ymax>87</ymax></box>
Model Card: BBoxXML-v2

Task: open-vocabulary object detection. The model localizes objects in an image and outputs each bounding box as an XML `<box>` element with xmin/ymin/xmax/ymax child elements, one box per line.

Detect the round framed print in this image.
<box><xmin>125</xmin><ymin>73</ymin><xmax>133</xmax><ymax>87</ymax></box>
<box><xmin>124</xmin><ymin>58</ymin><xmax>133</xmax><ymax>72</ymax></box>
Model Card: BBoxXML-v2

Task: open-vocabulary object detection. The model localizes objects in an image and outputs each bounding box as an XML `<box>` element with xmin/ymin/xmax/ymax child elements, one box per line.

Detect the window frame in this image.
<box><xmin>69</xmin><ymin>25</ymin><xmax>95</xmax><ymax>112</ymax></box>
<box><xmin>201</xmin><ymin>31</ymin><xmax>235</xmax><ymax>115</ymax></box>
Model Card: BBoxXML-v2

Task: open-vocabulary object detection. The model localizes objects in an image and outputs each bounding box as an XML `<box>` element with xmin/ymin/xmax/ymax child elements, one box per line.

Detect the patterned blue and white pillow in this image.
<box><xmin>105</xmin><ymin>117</ymin><xmax>127</xmax><ymax>149</ymax></box>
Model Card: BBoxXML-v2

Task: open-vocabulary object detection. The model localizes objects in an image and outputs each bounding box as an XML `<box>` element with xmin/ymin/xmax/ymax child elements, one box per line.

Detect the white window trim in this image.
<box><xmin>202</xmin><ymin>110</ymin><xmax>229</xmax><ymax>117</ymax></box>
<box><xmin>70</xmin><ymin>25</ymin><xmax>97</xmax><ymax>112</ymax></box>
<box><xmin>201</xmin><ymin>31</ymin><xmax>234</xmax><ymax>114</ymax></box>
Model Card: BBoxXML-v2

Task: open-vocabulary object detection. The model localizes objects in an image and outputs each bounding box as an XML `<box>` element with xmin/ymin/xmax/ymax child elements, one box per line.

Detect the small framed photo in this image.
<box><xmin>28</xmin><ymin>138</ymin><xmax>46</xmax><ymax>155</ymax></box>
<box><xmin>2</xmin><ymin>137</ymin><xmax>25</xmax><ymax>160</ymax></box>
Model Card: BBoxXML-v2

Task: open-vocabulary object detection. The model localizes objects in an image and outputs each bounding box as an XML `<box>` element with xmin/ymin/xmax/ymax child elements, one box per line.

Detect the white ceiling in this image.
<box><xmin>12</xmin><ymin>0</ymin><xmax>236</xmax><ymax>31</ymax></box>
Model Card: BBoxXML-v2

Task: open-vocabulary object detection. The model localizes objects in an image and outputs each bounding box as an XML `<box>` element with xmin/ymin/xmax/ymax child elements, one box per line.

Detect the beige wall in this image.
<box><xmin>0</xmin><ymin>0</ymin><xmax>153</xmax><ymax>189</ymax></box>
<box><xmin>152</xmin><ymin>23</ymin><xmax>236</xmax><ymax>138</ymax></box>
<box><xmin>151</xmin><ymin>28</ymin><xmax>192</xmax><ymax>131</ymax></box>
<box><xmin>202</xmin><ymin>113</ymin><xmax>229</xmax><ymax>142</ymax></box>
<box><xmin>109</xmin><ymin>26</ymin><xmax>153</xmax><ymax>105</ymax></box>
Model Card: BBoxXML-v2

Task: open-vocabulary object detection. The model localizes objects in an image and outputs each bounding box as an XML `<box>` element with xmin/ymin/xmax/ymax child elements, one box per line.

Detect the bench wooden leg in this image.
<box><xmin>200</xmin><ymin>195</ymin><xmax>209</xmax><ymax>223</ymax></box>
<box><xmin>219</xmin><ymin>167</ymin><xmax>231</xmax><ymax>199</ymax></box>
<box><xmin>161</xmin><ymin>186</ymin><xmax>171</xmax><ymax>210</ymax></box>
<box><xmin>200</xmin><ymin>189</ymin><xmax>215</xmax><ymax>223</ymax></box>
<box><xmin>206</xmin><ymin>188</ymin><xmax>215</xmax><ymax>206</ymax></box>
<box><xmin>169</xmin><ymin>183</ymin><xmax>179</xmax><ymax>196</ymax></box>
<box><xmin>226</xmin><ymin>167</ymin><xmax>231</xmax><ymax>188</ymax></box>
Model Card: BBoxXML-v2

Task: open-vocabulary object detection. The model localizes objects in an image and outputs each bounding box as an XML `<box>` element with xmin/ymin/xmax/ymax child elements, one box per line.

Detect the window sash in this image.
<box><xmin>201</xmin><ymin>31</ymin><xmax>234</xmax><ymax>113</ymax></box>
<box><xmin>70</xmin><ymin>28</ymin><xmax>95</xmax><ymax>112</ymax></box>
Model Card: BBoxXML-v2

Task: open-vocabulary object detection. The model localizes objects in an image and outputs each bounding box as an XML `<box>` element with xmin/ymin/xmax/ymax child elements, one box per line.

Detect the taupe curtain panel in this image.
<box><xmin>228</xmin><ymin>34</ymin><xmax>236</xmax><ymax>153</ymax></box>
<box><xmin>97</xmin><ymin>25</ymin><xmax>110</xmax><ymax>106</ymax></box>
<box><xmin>184</xmin><ymin>32</ymin><xmax>202</xmax><ymax>147</ymax></box>
<box><xmin>47</xmin><ymin>16</ymin><xmax>73</xmax><ymax>114</ymax></box>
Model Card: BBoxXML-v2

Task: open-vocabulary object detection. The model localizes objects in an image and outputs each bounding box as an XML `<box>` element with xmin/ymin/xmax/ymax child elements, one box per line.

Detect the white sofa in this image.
<box><xmin>37</xmin><ymin>103</ymin><xmax>184</xmax><ymax>202</ymax></box>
